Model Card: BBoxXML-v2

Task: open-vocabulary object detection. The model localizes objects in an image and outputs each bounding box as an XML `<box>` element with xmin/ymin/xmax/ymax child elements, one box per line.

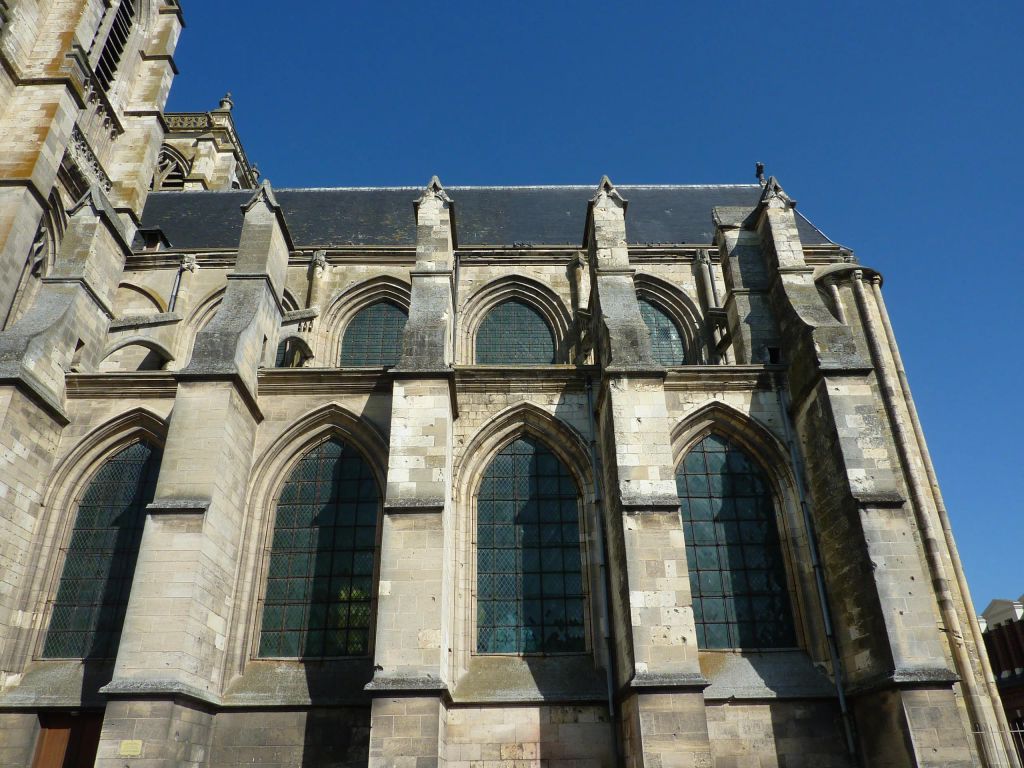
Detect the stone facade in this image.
<box><xmin>0</xmin><ymin>4</ymin><xmax>1016</xmax><ymax>768</ymax></box>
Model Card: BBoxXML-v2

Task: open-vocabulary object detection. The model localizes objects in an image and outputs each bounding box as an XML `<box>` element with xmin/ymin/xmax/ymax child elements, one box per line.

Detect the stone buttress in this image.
<box><xmin>90</xmin><ymin>182</ymin><xmax>292</xmax><ymax>768</ymax></box>
<box><xmin>366</xmin><ymin>177</ymin><xmax>457</xmax><ymax>767</ymax></box>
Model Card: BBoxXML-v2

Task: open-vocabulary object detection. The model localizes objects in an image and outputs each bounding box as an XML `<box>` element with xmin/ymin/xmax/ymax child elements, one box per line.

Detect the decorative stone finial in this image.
<box><xmin>219</xmin><ymin>92</ymin><xmax>234</xmax><ymax>111</ymax></box>
<box><xmin>756</xmin><ymin>162</ymin><xmax>766</xmax><ymax>186</ymax></box>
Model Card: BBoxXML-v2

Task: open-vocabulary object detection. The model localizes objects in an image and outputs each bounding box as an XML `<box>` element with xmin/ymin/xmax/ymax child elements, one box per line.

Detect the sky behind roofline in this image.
<box><xmin>166</xmin><ymin>1</ymin><xmax>1023</xmax><ymax>606</ymax></box>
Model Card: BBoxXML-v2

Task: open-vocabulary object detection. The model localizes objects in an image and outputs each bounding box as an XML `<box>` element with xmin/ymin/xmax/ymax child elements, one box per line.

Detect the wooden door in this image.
<box><xmin>31</xmin><ymin>713</ymin><xmax>103</xmax><ymax>768</ymax></box>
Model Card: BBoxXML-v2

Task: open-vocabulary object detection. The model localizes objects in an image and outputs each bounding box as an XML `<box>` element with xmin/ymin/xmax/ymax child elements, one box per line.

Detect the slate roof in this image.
<box><xmin>137</xmin><ymin>185</ymin><xmax>832</xmax><ymax>250</ymax></box>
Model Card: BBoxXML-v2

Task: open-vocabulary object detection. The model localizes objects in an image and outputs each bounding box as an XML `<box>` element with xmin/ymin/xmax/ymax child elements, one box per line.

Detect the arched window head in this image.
<box><xmin>477</xmin><ymin>436</ymin><xmax>585</xmax><ymax>654</ymax></box>
<box><xmin>676</xmin><ymin>434</ymin><xmax>795</xmax><ymax>650</ymax></box>
<box><xmin>476</xmin><ymin>300</ymin><xmax>555</xmax><ymax>364</ymax></box>
<box><xmin>275</xmin><ymin>337</ymin><xmax>310</xmax><ymax>368</ymax></box>
<box><xmin>259</xmin><ymin>438</ymin><xmax>379</xmax><ymax>658</ymax></box>
<box><xmin>151</xmin><ymin>148</ymin><xmax>188</xmax><ymax>191</ymax></box>
<box><xmin>339</xmin><ymin>301</ymin><xmax>407</xmax><ymax>368</ymax></box>
<box><xmin>93</xmin><ymin>0</ymin><xmax>137</xmax><ymax>93</ymax></box>
<box><xmin>42</xmin><ymin>440</ymin><xmax>162</xmax><ymax>660</ymax></box>
<box><xmin>639</xmin><ymin>297</ymin><xmax>686</xmax><ymax>366</ymax></box>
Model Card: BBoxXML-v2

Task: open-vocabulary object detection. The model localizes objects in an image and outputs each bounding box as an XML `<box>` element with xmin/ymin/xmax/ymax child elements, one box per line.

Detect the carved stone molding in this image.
<box><xmin>66</xmin><ymin>126</ymin><xmax>113</xmax><ymax>192</ymax></box>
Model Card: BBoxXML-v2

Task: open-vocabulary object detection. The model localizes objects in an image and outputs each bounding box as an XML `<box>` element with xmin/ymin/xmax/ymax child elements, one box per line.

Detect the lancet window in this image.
<box><xmin>639</xmin><ymin>297</ymin><xmax>686</xmax><ymax>366</ymax></box>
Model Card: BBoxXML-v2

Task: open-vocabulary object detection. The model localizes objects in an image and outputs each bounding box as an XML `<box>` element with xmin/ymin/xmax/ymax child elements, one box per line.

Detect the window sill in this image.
<box><xmin>451</xmin><ymin>654</ymin><xmax>606</xmax><ymax>704</ymax></box>
<box><xmin>699</xmin><ymin>649</ymin><xmax>836</xmax><ymax>700</ymax></box>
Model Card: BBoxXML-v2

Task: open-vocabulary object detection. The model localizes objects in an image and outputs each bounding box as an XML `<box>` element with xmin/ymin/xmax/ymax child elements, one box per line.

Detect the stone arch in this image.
<box><xmin>3</xmin><ymin>407</ymin><xmax>168</xmax><ymax>670</ymax></box>
<box><xmin>451</xmin><ymin>402</ymin><xmax>598</xmax><ymax>675</ymax></box>
<box><xmin>4</xmin><ymin>190</ymin><xmax>66</xmax><ymax>329</ymax></box>
<box><xmin>634</xmin><ymin>273</ymin><xmax>709</xmax><ymax>365</ymax></box>
<box><xmin>180</xmin><ymin>286</ymin><xmax>225</xmax><ymax>364</ymax></box>
<box><xmin>459</xmin><ymin>276</ymin><xmax>574</xmax><ymax>364</ymax></box>
<box><xmin>98</xmin><ymin>337</ymin><xmax>175</xmax><ymax>371</ymax></box>
<box><xmin>319</xmin><ymin>276</ymin><xmax>411</xmax><ymax>363</ymax></box>
<box><xmin>274</xmin><ymin>334</ymin><xmax>313</xmax><ymax>368</ymax></box>
<box><xmin>670</xmin><ymin>400</ymin><xmax>815</xmax><ymax>650</ymax></box>
<box><xmin>114</xmin><ymin>281</ymin><xmax>167</xmax><ymax>316</ymax></box>
<box><xmin>227</xmin><ymin>403</ymin><xmax>389</xmax><ymax>674</ymax></box>
<box><xmin>151</xmin><ymin>145</ymin><xmax>190</xmax><ymax>191</ymax></box>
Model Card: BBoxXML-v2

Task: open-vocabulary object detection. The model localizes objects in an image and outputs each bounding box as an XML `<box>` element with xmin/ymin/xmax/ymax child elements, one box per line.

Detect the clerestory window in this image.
<box><xmin>258</xmin><ymin>438</ymin><xmax>379</xmax><ymax>658</ymax></box>
<box><xmin>339</xmin><ymin>301</ymin><xmax>407</xmax><ymax>368</ymax></box>
<box><xmin>42</xmin><ymin>440</ymin><xmax>161</xmax><ymax>660</ymax></box>
<box><xmin>638</xmin><ymin>297</ymin><xmax>686</xmax><ymax>366</ymax></box>
<box><xmin>476</xmin><ymin>300</ymin><xmax>555</xmax><ymax>364</ymax></box>
<box><xmin>476</xmin><ymin>436</ymin><xmax>585</xmax><ymax>654</ymax></box>
<box><xmin>676</xmin><ymin>433</ymin><xmax>795</xmax><ymax>649</ymax></box>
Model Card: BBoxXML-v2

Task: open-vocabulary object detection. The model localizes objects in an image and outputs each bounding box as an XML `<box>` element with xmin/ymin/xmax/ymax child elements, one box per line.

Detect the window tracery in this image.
<box><xmin>258</xmin><ymin>438</ymin><xmax>379</xmax><ymax>658</ymax></box>
<box><xmin>42</xmin><ymin>440</ymin><xmax>161</xmax><ymax>660</ymax></box>
<box><xmin>476</xmin><ymin>436</ymin><xmax>585</xmax><ymax>654</ymax></box>
<box><xmin>475</xmin><ymin>300</ymin><xmax>555</xmax><ymax>365</ymax></box>
<box><xmin>676</xmin><ymin>433</ymin><xmax>795</xmax><ymax>649</ymax></box>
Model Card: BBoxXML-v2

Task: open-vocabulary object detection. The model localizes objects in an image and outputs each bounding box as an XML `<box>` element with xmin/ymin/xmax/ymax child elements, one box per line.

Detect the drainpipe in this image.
<box><xmin>585</xmin><ymin>375</ymin><xmax>622</xmax><ymax>764</ymax></box>
<box><xmin>167</xmin><ymin>253</ymin><xmax>197</xmax><ymax>312</ymax></box>
<box><xmin>851</xmin><ymin>272</ymin><xmax>1012</xmax><ymax>768</ymax></box>
<box><xmin>867</xmin><ymin>276</ymin><xmax>1020</xmax><ymax>767</ymax></box>
<box><xmin>775</xmin><ymin>381</ymin><xmax>860</xmax><ymax>764</ymax></box>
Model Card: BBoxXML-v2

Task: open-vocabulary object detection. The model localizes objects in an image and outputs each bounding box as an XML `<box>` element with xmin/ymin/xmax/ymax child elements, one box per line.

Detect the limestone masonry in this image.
<box><xmin>0</xmin><ymin>3</ymin><xmax>1015</xmax><ymax>767</ymax></box>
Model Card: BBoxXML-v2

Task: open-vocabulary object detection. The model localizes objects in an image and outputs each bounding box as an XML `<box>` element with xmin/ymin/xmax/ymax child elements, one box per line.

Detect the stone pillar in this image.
<box><xmin>366</xmin><ymin>177</ymin><xmax>455</xmax><ymax>768</ymax></box>
<box><xmin>0</xmin><ymin>187</ymin><xmax>131</xmax><ymax>672</ymax></box>
<box><xmin>587</xmin><ymin>177</ymin><xmax>712</xmax><ymax>768</ymax></box>
<box><xmin>93</xmin><ymin>182</ymin><xmax>293</xmax><ymax>768</ymax></box>
<box><xmin>734</xmin><ymin>177</ymin><xmax>1011</xmax><ymax>766</ymax></box>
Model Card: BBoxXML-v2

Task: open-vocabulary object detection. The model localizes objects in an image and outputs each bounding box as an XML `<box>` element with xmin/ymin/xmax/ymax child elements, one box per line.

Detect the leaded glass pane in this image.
<box><xmin>476</xmin><ymin>300</ymin><xmax>555</xmax><ymax>364</ymax></box>
<box><xmin>259</xmin><ymin>438</ymin><xmax>379</xmax><ymax>658</ymax></box>
<box><xmin>477</xmin><ymin>437</ymin><xmax>585</xmax><ymax>653</ymax></box>
<box><xmin>676</xmin><ymin>434</ymin><xmax>795</xmax><ymax>649</ymax></box>
<box><xmin>42</xmin><ymin>441</ymin><xmax>161</xmax><ymax>659</ymax></box>
<box><xmin>639</xmin><ymin>298</ymin><xmax>685</xmax><ymax>366</ymax></box>
<box><xmin>340</xmin><ymin>301</ymin><xmax>407</xmax><ymax>367</ymax></box>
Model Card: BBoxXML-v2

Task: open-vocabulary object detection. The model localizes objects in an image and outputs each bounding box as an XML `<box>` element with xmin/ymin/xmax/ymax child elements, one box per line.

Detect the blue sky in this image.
<box><xmin>168</xmin><ymin>2</ymin><xmax>1023</xmax><ymax>606</ymax></box>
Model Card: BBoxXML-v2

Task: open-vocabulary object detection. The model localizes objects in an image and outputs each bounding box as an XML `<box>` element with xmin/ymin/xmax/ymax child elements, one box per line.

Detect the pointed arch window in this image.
<box><xmin>476</xmin><ymin>300</ymin><xmax>555</xmax><ymax>364</ymax></box>
<box><xmin>639</xmin><ymin>297</ymin><xmax>686</xmax><ymax>366</ymax></box>
<box><xmin>339</xmin><ymin>301</ymin><xmax>407</xmax><ymax>368</ymax></box>
<box><xmin>676</xmin><ymin>434</ymin><xmax>795</xmax><ymax>649</ymax></box>
<box><xmin>258</xmin><ymin>438</ymin><xmax>379</xmax><ymax>658</ymax></box>
<box><xmin>476</xmin><ymin>437</ymin><xmax>585</xmax><ymax>654</ymax></box>
<box><xmin>42</xmin><ymin>440</ymin><xmax>161</xmax><ymax>659</ymax></box>
<box><xmin>275</xmin><ymin>337</ymin><xmax>310</xmax><ymax>368</ymax></box>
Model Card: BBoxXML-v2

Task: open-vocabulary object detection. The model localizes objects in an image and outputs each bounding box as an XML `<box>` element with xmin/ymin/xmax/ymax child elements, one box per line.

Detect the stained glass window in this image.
<box><xmin>42</xmin><ymin>440</ymin><xmax>161</xmax><ymax>660</ymax></box>
<box><xmin>339</xmin><ymin>301</ymin><xmax>407</xmax><ymax>368</ymax></box>
<box><xmin>476</xmin><ymin>300</ymin><xmax>555</xmax><ymax>364</ymax></box>
<box><xmin>639</xmin><ymin>298</ymin><xmax>686</xmax><ymax>366</ymax></box>
<box><xmin>259</xmin><ymin>438</ymin><xmax>379</xmax><ymax>658</ymax></box>
<box><xmin>476</xmin><ymin>437</ymin><xmax>585</xmax><ymax>654</ymax></box>
<box><xmin>677</xmin><ymin>434</ymin><xmax>795</xmax><ymax>649</ymax></box>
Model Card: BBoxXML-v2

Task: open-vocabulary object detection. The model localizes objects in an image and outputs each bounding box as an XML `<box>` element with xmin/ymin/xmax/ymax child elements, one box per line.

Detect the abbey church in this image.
<box><xmin>0</xmin><ymin>3</ymin><xmax>1016</xmax><ymax>768</ymax></box>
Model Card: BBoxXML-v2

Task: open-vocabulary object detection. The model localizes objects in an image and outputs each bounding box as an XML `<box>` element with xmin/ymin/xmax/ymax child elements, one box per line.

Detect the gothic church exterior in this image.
<box><xmin>0</xmin><ymin>3</ymin><xmax>1015</xmax><ymax>768</ymax></box>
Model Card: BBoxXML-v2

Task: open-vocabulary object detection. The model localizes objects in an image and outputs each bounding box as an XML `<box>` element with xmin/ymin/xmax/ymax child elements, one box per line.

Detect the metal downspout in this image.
<box><xmin>585</xmin><ymin>375</ymin><xmax>622</xmax><ymax>765</ymax></box>
<box><xmin>775</xmin><ymin>380</ymin><xmax>860</xmax><ymax>763</ymax></box>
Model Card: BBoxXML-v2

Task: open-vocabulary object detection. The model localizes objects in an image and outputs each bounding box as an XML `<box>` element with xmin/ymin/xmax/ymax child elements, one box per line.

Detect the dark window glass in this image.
<box><xmin>476</xmin><ymin>300</ymin><xmax>555</xmax><ymax>364</ymax></box>
<box><xmin>259</xmin><ymin>438</ymin><xmax>379</xmax><ymax>658</ymax></box>
<box><xmin>676</xmin><ymin>434</ymin><xmax>795</xmax><ymax>649</ymax></box>
<box><xmin>339</xmin><ymin>301</ymin><xmax>407</xmax><ymax>367</ymax></box>
<box><xmin>42</xmin><ymin>440</ymin><xmax>161</xmax><ymax>659</ymax></box>
<box><xmin>477</xmin><ymin>437</ymin><xmax>585</xmax><ymax>653</ymax></box>
<box><xmin>639</xmin><ymin>298</ymin><xmax>686</xmax><ymax>366</ymax></box>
